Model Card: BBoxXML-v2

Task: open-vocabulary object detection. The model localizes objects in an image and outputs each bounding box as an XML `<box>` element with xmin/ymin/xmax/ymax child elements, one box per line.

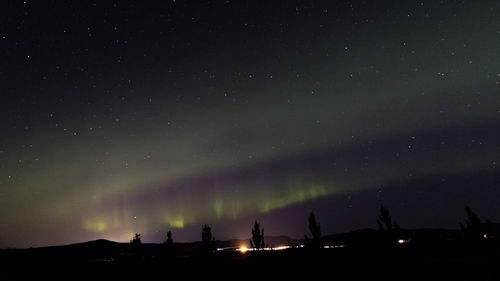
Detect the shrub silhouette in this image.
<box><xmin>131</xmin><ymin>233</ymin><xmax>142</xmax><ymax>244</ymax></box>
<box><xmin>129</xmin><ymin>233</ymin><xmax>143</xmax><ymax>258</ymax></box>
<box><xmin>164</xmin><ymin>230</ymin><xmax>175</xmax><ymax>257</ymax></box>
<box><xmin>201</xmin><ymin>224</ymin><xmax>216</xmax><ymax>254</ymax></box>
<box><xmin>250</xmin><ymin>221</ymin><xmax>265</xmax><ymax>249</ymax></box>
<box><xmin>306</xmin><ymin>212</ymin><xmax>322</xmax><ymax>249</ymax></box>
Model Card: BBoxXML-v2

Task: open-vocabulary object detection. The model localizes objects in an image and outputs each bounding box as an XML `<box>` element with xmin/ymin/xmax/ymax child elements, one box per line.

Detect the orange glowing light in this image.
<box><xmin>272</xmin><ymin>246</ymin><xmax>290</xmax><ymax>251</ymax></box>
<box><xmin>238</xmin><ymin>246</ymin><xmax>250</xmax><ymax>253</ymax></box>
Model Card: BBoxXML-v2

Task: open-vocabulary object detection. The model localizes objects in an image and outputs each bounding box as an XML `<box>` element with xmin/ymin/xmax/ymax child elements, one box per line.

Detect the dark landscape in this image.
<box><xmin>2</xmin><ymin>208</ymin><xmax>500</xmax><ymax>280</ymax></box>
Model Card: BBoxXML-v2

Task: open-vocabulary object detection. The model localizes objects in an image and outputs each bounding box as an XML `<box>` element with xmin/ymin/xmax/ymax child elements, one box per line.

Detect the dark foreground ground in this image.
<box><xmin>2</xmin><ymin>245</ymin><xmax>500</xmax><ymax>280</ymax></box>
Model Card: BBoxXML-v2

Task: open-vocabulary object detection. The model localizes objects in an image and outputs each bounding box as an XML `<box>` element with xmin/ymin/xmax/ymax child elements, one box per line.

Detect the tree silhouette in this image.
<box><xmin>376</xmin><ymin>205</ymin><xmax>400</xmax><ymax>246</ymax></box>
<box><xmin>129</xmin><ymin>233</ymin><xmax>142</xmax><ymax>258</ymax></box>
<box><xmin>164</xmin><ymin>230</ymin><xmax>175</xmax><ymax>257</ymax></box>
<box><xmin>250</xmin><ymin>221</ymin><xmax>265</xmax><ymax>249</ymax></box>
<box><xmin>201</xmin><ymin>224</ymin><xmax>216</xmax><ymax>254</ymax></box>
<box><xmin>460</xmin><ymin>206</ymin><xmax>482</xmax><ymax>243</ymax></box>
<box><xmin>460</xmin><ymin>206</ymin><xmax>481</xmax><ymax>231</ymax></box>
<box><xmin>377</xmin><ymin>205</ymin><xmax>393</xmax><ymax>232</ymax></box>
<box><xmin>306</xmin><ymin>212</ymin><xmax>322</xmax><ymax>249</ymax></box>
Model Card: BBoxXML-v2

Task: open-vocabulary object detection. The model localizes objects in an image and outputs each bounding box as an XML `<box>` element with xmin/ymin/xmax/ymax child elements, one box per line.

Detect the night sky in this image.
<box><xmin>1</xmin><ymin>0</ymin><xmax>499</xmax><ymax>248</ymax></box>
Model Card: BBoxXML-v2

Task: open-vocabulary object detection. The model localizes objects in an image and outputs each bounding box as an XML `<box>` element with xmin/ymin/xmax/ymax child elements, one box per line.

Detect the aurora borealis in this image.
<box><xmin>1</xmin><ymin>0</ymin><xmax>499</xmax><ymax>247</ymax></box>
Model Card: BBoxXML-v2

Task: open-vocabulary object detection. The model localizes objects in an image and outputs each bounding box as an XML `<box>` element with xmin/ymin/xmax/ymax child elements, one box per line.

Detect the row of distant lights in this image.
<box><xmin>216</xmin><ymin>244</ymin><xmax>346</xmax><ymax>253</ymax></box>
<box><xmin>221</xmin><ymin>236</ymin><xmax>494</xmax><ymax>253</ymax></box>
<box><xmin>217</xmin><ymin>239</ymin><xmax>415</xmax><ymax>253</ymax></box>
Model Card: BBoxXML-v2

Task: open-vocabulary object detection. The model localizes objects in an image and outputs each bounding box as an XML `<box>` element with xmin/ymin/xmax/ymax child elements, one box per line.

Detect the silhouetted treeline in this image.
<box><xmin>4</xmin><ymin>204</ymin><xmax>498</xmax><ymax>266</ymax></box>
<box><xmin>118</xmin><ymin>204</ymin><xmax>500</xmax><ymax>259</ymax></box>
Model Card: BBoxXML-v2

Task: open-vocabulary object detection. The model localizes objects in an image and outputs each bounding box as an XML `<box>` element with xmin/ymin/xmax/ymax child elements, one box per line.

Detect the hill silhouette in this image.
<box><xmin>3</xmin><ymin>223</ymin><xmax>499</xmax><ymax>260</ymax></box>
<box><xmin>1</xmin><ymin>224</ymin><xmax>500</xmax><ymax>279</ymax></box>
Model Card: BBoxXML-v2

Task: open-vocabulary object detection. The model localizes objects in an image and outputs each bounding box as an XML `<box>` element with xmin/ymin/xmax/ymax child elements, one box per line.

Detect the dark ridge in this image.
<box><xmin>3</xmin><ymin>224</ymin><xmax>499</xmax><ymax>261</ymax></box>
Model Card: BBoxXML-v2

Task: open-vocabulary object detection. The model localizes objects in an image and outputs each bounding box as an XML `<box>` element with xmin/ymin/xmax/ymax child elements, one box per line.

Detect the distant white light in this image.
<box><xmin>323</xmin><ymin>245</ymin><xmax>345</xmax><ymax>249</ymax></box>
